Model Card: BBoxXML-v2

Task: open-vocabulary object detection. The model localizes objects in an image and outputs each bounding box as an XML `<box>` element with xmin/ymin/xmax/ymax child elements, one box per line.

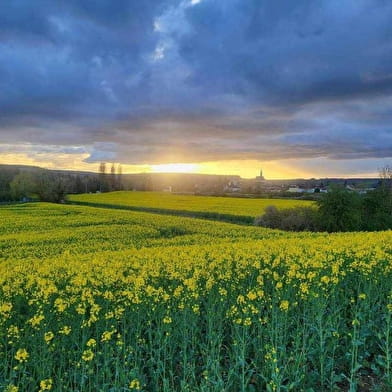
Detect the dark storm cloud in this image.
<box><xmin>0</xmin><ymin>0</ymin><xmax>391</xmax><ymax>165</ymax></box>
<box><xmin>0</xmin><ymin>0</ymin><xmax>179</xmax><ymax>124</ymax></box>
<box><xmin>180</xmin><ymin>0</ymin><xmax>392</xmax><ymax>104</ymax></box>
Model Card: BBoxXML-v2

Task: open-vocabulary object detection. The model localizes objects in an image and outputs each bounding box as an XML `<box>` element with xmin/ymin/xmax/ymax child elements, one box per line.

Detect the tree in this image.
<box><xmin>110</xmin><ymin>163</ymin><xmax>116</xmax><ymax>191</ymax></box>
<box><xmin>98</xmin><ymin>162</ymin><xmax>108</xmax><ymax>192</ymax></box>
<box><xmin>363</xmin><ymin>187</ymin><xmax>392</xmax><ymax>230</ymax></box>
<box><xmin>380</xmin><ymin>164</ymin><xmax>392</xmax><ymax>210</ymax></box>
<box><xmin>35</xmin><ymin>172</ymin><xmax>67</xmax><ymax>203</ymax></box>
<box><xmin>0</xmin><ymin>167</ymin><xmax>19</xmax><ymax>201</ymax></box>
<box><xmin>117</xmin><ymin>164</ymin><xmax>123</xmax><ymax>190</ymax></box>
<box><xmin>380</xmin><ymin>164</ymin><xmax>392</xmax><ymax>184</ymax></box>
<box><xmin>362</xmin><ymin>164</ymin><xmax>392</xmax><ymax>230</ymax></box>
<box><xmin>317</xmin><ymin>186</ymin><xmax>363</xmax><ymax>232</ymax></box>
<box><xmin>10</xmin><ymin>172</ymin><xmax>36</xmax><ymax>201</ymax></box>
<box><xmin>74</xmin><ymin>175</ymin><xmax>85</xmax><ymax>194</ymax></box>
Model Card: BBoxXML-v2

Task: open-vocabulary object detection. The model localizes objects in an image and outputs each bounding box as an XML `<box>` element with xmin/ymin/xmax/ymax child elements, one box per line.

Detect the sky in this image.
<box><xmin>0</xmin><ymin>0</ymin><xmax>391</xmax><ymax>178</ymax></box>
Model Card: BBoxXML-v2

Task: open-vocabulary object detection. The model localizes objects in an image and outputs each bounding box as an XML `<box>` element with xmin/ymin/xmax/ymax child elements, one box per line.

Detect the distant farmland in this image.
<box><xmin>70</xmin><ymin>191</ymin><xmax>314</xmax><ymax>224</ymax></box>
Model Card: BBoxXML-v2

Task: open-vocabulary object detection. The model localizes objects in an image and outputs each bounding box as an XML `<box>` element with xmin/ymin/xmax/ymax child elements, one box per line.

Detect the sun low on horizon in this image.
<box><xmin>150</xmin><ymin>163</ymin><xmax>200</xmax><ymax>174</ymax></box>
<box><xmin>0</xmin><ymin>152</ymin><xmax>386</xmax><ymax>180</ymax></box>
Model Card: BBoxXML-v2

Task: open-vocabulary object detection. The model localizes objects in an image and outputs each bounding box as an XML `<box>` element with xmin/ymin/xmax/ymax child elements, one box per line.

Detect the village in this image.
<box><xmin>175</xmin><ymin>169</ymin><xmax>380</xmax><ymax>197</ymax></box>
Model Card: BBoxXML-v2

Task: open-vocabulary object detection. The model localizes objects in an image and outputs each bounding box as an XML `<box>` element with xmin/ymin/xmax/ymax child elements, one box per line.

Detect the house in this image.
<box><xmin>345</xmin><ymin>184</ymin><xmax>376</xmax><ymax>194</ymax></box>
<box><xmin>288</xmin><ymin>186</ymin><xmax>317</xmax><ymax>194</ymax></box>
<box><xmin>288</xmin><ymin>186</ymin><xmax>303</xmax><ymax>193</ymax></box>
<box><xmin>224</xmin><ymin>179</ymin><xmax>241</xmax><ymax>193</ymax></box>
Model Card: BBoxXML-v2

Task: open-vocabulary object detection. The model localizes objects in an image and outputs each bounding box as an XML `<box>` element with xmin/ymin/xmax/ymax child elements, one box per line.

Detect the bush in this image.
<box><xmin>362</xmin><ymin>187</ymin><xmax>392</xmax><ymax>231</ymax></box>
<box><xmin>254</xmin><ymin>206</ymin><xmax>282</xmax><ymax>229</ymax></box>
<box><xmin>255</xmin><ymin>206</ymin><xmax>319</xmax><ymax>231</ymax></box>
<box><xmin>257</xmin><ymin>184</ymin><xmax>392</xmax><ymax>233</ymax></box>
<box><xmin>317</xmin><ymin>186</ymin><xmax>363</xmax><ymax>232</ymax></box>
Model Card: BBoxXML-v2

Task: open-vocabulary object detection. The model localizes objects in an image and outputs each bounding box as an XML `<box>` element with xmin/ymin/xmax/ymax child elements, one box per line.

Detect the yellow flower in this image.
<box><xmin>279</xmin><ymin>300</ymin><xmax>289</xmax><ymax>312</ymax></box>
<box><xmin>82</xmin><ymin>349</ymin><xmax>94</xmax><ymax>362</ymax></box>
<box><xmin>44</xmin><ymin>331</ymin><xmax>54</xmax><ymax>344</ymax></box>
<box><xmin>75</xmin><ymin>304</ymin><xmax>86</xmax><ymax>315</ymax></box>
<box><xmin>104</xmin><ymin>311</ymin><xmax>114</xmax><ymax>319</ymax></box>
<box><xmin>54</xmin><ymin>298</ymin><xmax>68</xmax><ymax>312</ymax></box>
<box><xmin>246</xmin><ymin>291</ymin><xmax>257</xmax><ymax>300</ymax></box>
<box><xmin>101</xmin><ymin>330</ymin><xmax>116</xmax><ymax>342</ymax></box>
<box><xmin>58</xmin><ymin>326</ymin><xmax>71</xmax><ymax>335</ymax></box>
<box><xmin>14</xmin><ymin>348</ymin><xmax>29</xmax><ymax>363</ymax></box>
<box><xmin>39</xmin><ymin>378</ymin><xmax>53</xmax><ymax>391</ymax></box>
<box><xmin>86</xmin><ymin>338</ymin><xmax>96</xmax><ymax>347</ymax></box>
<box><xmin>7</xmin><ymin>325</ymin><xmax>20</xmax><ymax>339</ymax></box>
<box><xmin>163</xmin><ymin>316</ymin><xmax>172</xmax><ymax>324</ymax></box>
<box><xmin>5</xmin><ymin>385</ymin><xmax>18</xmax><ymax>392</ymax></box>
<box><xmin>243</xmin><ymin>317</ymin><xmax>252</xmax><ymax>326</ymax></box>
<box><xmin>358</xmin><ymin>293</ymin><xmax>366</xmax><ymax>300</ymax></box>
<box><xmin>28</xmin><ymin>313</ymin><xmax>45</xmax><ymax>328</ymax></box>
<box><xmin>299</xmin><ymin>282</ymin><xmax>309</xmax><ymax>295</ymax></box>
<box><xmin>129</xmin><ymin>379</ymin><xmax>141</xmax><ymax>390</ymax></box>
<box><xmin>218</xmin><ymin>288</ymin><xmax>227</xmax><ymax>296</ymax></box>
<box><xmin>320</xmin><ymin>275</ymin><xmax>330</xmax><ymax>284</ymax></box>
<box><xmin>192</xmin><ymin>304</ymin><xmax>200</xmax><ymax>314</ymax></box>
<box><xmin>0</xmin><ymin>302</ymin><xmax>12</xmax><ymax>318</ymax></box>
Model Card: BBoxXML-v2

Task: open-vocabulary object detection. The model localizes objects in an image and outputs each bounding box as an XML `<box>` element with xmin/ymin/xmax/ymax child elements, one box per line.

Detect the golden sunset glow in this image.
<box><xmin>0</xmin><ymin>153</ymin><xmax>381</xmax><ymax>180</ymax></box>
<box><xmin>150</xmin><ymin>163</ymin><xmax>200</xmax><ymax>173</ymax></box>
<box><xmin>194</xmin><ymin>160</ymin><xmax>309</xmax><ymax>179</ymax></box>
<box><xmin>0</xmin><ymin>154</ymin><xmax>295</xmax><ymax>178</ymax></box>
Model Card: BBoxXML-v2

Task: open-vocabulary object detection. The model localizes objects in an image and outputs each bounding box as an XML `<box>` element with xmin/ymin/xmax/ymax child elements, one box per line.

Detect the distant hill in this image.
<box><xmin>0</xmin><ymin>163</ymin><xmax>381</xmax><ymax>201</ymax></box>
<box><xmin>0</xmin><ymin>164</ymin><xmax>380</xmax><ymax>183</ymax></box>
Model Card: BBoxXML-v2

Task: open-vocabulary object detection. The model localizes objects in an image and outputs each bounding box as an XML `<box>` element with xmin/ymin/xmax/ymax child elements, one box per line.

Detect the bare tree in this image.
<box><xmin>380</xmin><ymin>164</ymin><xmax>392</xmax><ymax>189</ymax></box>
<box><xmin>117</xmin><ymin>164</ymin><xmax>123</xmax><ymax>190</ymax></box>
<box><xmin>35</xmin><ymin>172</ymin><xmax>67</xmax><ymax>203</ymax></box>
<box><xmin>99</xmin><ymin>162</ymin><xmax>106</xmax><ymax>192</ymax></box>
<box><xmin>379</xmin><ymin>164</ymin><xmax>392</xmax><ymax>216</ymax></box>
<box><xmin>110</xmin><ymin>163</ymin><xmax>116</xmax><ymax>191</ymax></box>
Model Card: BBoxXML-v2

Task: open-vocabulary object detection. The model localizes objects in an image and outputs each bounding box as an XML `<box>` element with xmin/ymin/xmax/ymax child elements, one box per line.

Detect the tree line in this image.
<box><xmin>255</xmin><ymin>165</ymin><xmax>392</xmax><ymax>232</ymax></box>
<box><xmin>0</xmin><ymin>163</ymin><xmax>123</xmax><ymax>203</ymax></box>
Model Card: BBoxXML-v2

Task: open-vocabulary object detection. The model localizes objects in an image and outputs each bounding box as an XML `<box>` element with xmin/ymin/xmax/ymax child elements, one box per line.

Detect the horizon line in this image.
<box><xmin>0</xmin><ymin>163</ymin><xmax>382</xmax><ymax>181</ymax></box>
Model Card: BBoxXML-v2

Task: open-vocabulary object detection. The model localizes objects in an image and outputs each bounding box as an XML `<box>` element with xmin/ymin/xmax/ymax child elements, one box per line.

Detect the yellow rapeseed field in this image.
<box><xmin>70</xmin><ymin>191</ymin><xmax>313</xmax><ymax>223</ymax></box>
<box><xmin>1</xmin><ymin>202</ymin><xmax>392</xmax><ymax>391</ymax></box>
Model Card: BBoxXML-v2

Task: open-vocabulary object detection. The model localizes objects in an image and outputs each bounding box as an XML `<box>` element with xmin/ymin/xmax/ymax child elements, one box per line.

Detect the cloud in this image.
<box><xmin>0</xmin><ymin>0</ymin><xmax>391</xmax><ymax>172</ymax></box>
<box><xmin>179</xmin><ymin>0</ymin><xmax>392</xmax><ymax>104</ymax></box>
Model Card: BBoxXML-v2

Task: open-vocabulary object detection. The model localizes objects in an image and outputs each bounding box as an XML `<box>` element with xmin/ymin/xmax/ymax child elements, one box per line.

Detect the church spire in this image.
<box><xmin>256</xmin><ymin>168</ymin><xmax>265</xmax><ymax>181</ymax></box>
